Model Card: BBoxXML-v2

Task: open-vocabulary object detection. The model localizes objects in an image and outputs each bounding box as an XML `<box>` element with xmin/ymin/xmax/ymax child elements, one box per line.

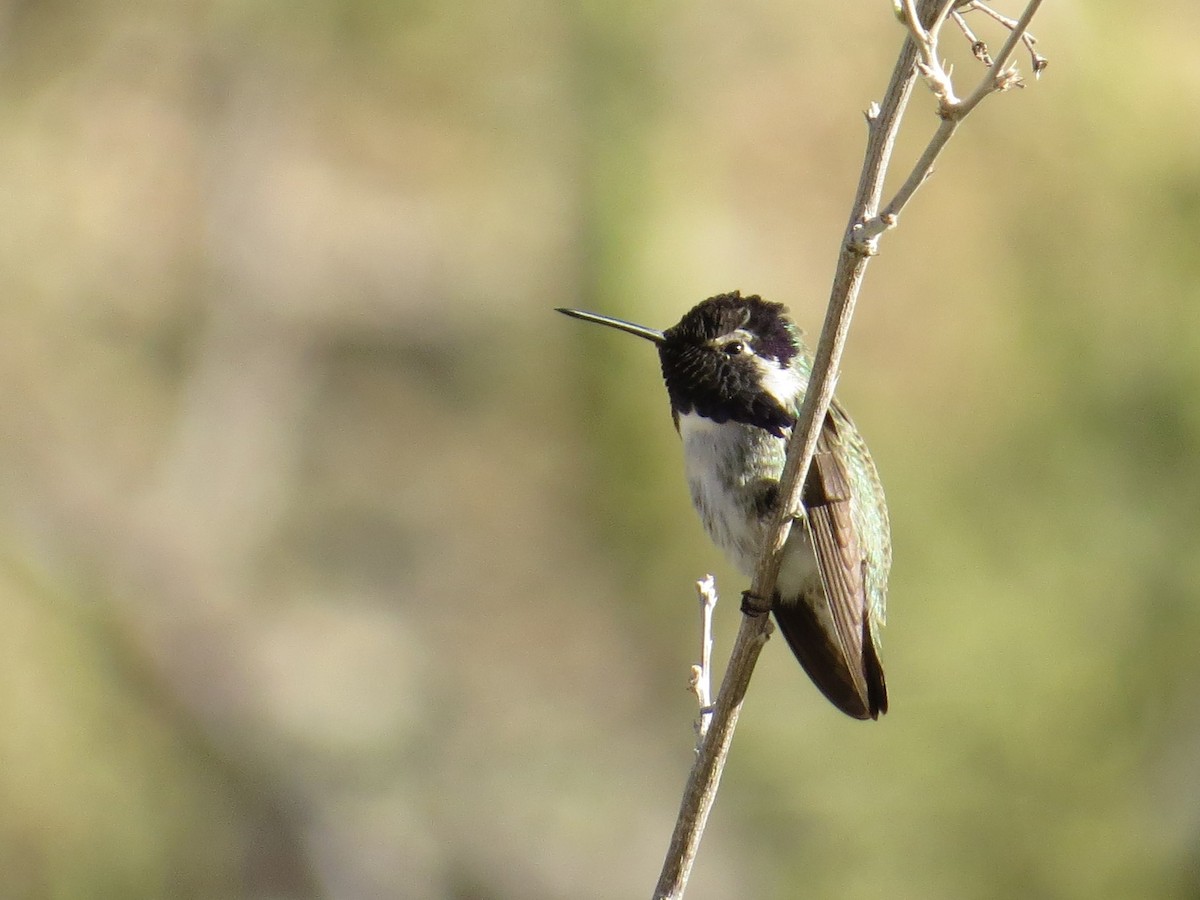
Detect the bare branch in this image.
<box><xmin>852</xmin><ymin>0</ymin><xmax>1046</xmax><ymax>246</ymax></box>
<box><xmin>901</xmin><ymin>0</ymin><xmax>962</xmax><ymax>108</ymax></box>
<box><xmin>963</xmin><ymin>1</ymin><xmax>1047</xmax><ymax>75</ymax></box>
<box><xmin>653</xmin><ymin>23</ymin><xmax>928</xmax><ymax>900</ymax></box>
<box><xmin>959</xmin><ymin>0</ymin><xmax>1047</xmax><ymax>113</ymax></box>
<box><xmin>652</xmin><ymin>3</ymin><xmax>1045</xmax><ymax>898</ymax></box>
<box><xmin>951</xmin><ymin>9</ymin><xmax>994</xmax><ymax>66</ymax></box>
<box><xmin>654</xmin><ymin>611</ymin><xmax>773</xmax><ymax>900</ymax></box>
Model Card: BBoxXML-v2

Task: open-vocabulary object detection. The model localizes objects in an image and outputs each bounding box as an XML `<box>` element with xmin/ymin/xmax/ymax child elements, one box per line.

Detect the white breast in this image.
<box><xmin>677</xmin><ymin>410</ymin><xmax>820</xmax><ymax>599</ymax></box>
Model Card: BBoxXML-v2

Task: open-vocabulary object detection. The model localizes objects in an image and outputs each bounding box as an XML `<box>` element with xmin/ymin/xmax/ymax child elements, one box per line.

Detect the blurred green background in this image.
<box><xmin>1</xmin><ymin>1</ymin><xmax>1198</xmax><ymax>898</ymax></box>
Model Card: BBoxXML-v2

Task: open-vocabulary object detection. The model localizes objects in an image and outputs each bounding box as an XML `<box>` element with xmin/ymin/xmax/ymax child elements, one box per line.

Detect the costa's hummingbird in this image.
<box><xmin>558</xmin><ymin>291</ymin><xmax>889</xmax><ymax>720</ymax></box>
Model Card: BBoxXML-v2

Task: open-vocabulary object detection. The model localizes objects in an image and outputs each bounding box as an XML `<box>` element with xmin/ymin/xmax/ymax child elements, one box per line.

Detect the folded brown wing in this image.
<box><xmin>771</xmin><ymin>428</ymin><xmax>886</xmax><ymax>719</ymax></box>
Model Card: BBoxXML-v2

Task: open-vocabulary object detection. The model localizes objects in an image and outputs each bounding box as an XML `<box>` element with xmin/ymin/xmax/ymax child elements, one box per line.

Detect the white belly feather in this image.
<box><xmin>677</xmin><ymin>411</ymin><xmax>820</xmax><ymax>600</ymax></box>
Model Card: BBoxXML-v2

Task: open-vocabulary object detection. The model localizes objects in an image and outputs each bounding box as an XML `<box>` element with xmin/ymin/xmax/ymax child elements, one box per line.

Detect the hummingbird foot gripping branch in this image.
<box><xmin>738</xmin><ymin>590</ymin><xmax>772</xmax><ymax>618</ymax></box>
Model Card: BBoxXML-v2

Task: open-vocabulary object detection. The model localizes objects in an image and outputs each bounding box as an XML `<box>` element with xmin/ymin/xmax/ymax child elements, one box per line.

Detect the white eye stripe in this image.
<box><xmin>709</xmin><ymin>329</ymin><xmax>755</xmax><ymax>352</ymax></box>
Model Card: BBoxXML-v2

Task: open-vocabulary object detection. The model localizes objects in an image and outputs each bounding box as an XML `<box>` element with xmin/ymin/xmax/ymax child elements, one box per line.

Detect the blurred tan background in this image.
<box><xmin>1</xmin><ymin>1</ymin><xmax>1198</xmax><ymax>898</ymax></box>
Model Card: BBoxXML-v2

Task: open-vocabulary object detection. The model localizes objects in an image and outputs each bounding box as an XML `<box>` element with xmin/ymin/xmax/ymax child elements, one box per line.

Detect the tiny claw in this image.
<box><xmin>740</xmin><ymin>590</ymin><xmax>772</xmax><ymax>617</ymax></box>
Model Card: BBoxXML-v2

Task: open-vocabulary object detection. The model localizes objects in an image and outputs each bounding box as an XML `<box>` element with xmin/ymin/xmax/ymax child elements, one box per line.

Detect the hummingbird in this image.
<box><xmin>558</xmin><ymin>291</ymin><xmax>889</xmax><ymax>720</ymax></box>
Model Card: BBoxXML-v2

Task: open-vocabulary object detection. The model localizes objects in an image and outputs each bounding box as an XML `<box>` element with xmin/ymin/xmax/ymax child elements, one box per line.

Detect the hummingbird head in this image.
<box><xmin>557</xmin><ymin>291</ymin><xmax>804</xmax><ymax>437</ymax></box>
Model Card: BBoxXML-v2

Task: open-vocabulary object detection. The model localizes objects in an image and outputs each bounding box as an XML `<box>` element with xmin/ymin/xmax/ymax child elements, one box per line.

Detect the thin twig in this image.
<box><xmin>964</xmin><ymin>0</ymin><xmax>1046</xmax><ymax>73</ymax></box>
<box><xmin>852</xmin><ymin>0</ymin><xmax>1046</xmax><ymax>246</ymax></box>
<box><xmin>959</xmin><ymin>0</ymin><xmax>1045</xmax><ymax>113</ymax></box>
<box><xmin>689</xmin><ymin>576</ymin><xmax>718</xmax><ymax>745</ymax></box>
<box><xmin>651</xmin><ymin>3</ymin><xmax>1046</xmax><ymax>898</ymax></box>
<box><xmin>950</xmin><ymin>9</ymin><xmax>993</xmax><ymax>65</ymax></box>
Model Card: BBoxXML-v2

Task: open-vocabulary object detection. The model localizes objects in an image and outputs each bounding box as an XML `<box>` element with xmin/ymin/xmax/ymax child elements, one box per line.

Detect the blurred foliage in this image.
<box><xmin>0</xmin><ymin>0</ymin><xmax>1198</xmax><ymax>897</ymax></box>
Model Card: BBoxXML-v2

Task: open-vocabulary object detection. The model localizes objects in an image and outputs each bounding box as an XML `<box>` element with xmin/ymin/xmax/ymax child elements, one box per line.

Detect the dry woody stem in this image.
<box><xmin>652</xmin><ymin>3</ymin><xmax>1047</xmax><ymax>898</ymax></box>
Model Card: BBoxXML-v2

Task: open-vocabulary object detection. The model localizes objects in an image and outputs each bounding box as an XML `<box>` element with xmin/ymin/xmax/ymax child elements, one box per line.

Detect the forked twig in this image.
<box><xmin>853</xmin><ymin>0</ymin><xmax>1047</xmax><ymax>247</ymax></box>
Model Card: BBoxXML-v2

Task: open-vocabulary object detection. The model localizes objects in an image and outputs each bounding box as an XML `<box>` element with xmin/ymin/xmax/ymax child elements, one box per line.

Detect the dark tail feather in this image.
<box><xmin>862</xmin><ymin>617</ymin><xmax>888</xmax><ymax>717</ymax></box>
<box><xmin>772</xmin><ymin>601</ymin><xmax>887</xmax><ymax>720</ymax></box>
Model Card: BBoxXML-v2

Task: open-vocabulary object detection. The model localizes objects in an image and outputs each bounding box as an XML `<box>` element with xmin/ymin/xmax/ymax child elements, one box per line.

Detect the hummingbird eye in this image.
<box><xmin>722</xmin><ymin>340</ymin><xmax>746</xmax><ymax>356</ymax></box>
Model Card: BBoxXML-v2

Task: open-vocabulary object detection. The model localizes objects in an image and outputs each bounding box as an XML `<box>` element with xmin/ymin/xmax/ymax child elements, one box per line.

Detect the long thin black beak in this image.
<box><xmin>555</xmin><ymin>308</ymin><xmax>665</xmax><ymax>344</ymax></box>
